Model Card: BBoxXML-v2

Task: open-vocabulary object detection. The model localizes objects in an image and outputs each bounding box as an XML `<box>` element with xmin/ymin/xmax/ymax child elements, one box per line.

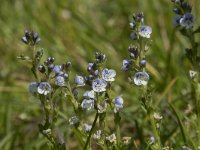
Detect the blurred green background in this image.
<box><xmin>0</xmin><ymin>0</ymin><xmax>200</xmax><ymax>149</ymax></box>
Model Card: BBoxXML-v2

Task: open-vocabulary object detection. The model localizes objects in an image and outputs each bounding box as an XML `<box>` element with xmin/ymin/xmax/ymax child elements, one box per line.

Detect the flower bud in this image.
<box><xmin>139</xmin><ymin>59</ymin><xmax>146</xmax><ymax>67</ymax></box>
<box><xmin>38</xmin><ymin>65</ymin><xmax>46</xmax><ymax>73</ymax></box>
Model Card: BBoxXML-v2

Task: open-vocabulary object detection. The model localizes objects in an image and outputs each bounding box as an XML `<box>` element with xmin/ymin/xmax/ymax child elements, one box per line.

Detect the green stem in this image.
<box><xmin>31</xmin><ymin>46</ymin><xmax>38</xmax><ymax>80</ymax></box>
<box><xmin>84</xmin><ymin>112</ymin><xmax>99</xmax><ymax>150</ymax></box>
<box><xmin>188</xmin><ymin>31</ymin><xmax>200</xmax><ymax>144</ymax></box>
<box><xmin>149</xmin><ymin>112</ymin><xmax>162</xmax><ymax>149</ymax></box>
<box><xmin>66</xmin><ymin>82</ymin><xmax>78</xmax><ymax>111</ymax></box>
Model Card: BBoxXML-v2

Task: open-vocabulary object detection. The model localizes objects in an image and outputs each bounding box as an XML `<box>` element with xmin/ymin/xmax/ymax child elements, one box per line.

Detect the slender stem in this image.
<box><xmin>84</xmin><ymin>112</ymin><xmax>99</xmax><ymax>150</ymax></box>
<box><xmin>66</xmin><ymin>82</ymin><xmax>78</xmax><ymax>111</ymax></box>
<box><xmin>149</xmin><ymin>112</ymin><xmax>162</xmax><ymax>149</ymax></box>
<box><xmin>188</xmin><ymin>31</ymin><xmax>200</xmax><ymax>144</ymax></box>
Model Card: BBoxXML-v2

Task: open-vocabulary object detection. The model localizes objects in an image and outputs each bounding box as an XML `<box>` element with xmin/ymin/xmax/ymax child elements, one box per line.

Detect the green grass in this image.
<box><xmin>0</xmin><ymin>0</ymin><xmax>200</xmax><ymax>149</ymax></box>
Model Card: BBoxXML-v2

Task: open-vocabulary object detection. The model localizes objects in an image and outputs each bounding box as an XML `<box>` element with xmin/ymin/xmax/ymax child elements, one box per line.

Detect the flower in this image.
<box><xmin>69</xmin><ymin>116</ymin><xmax>79</xmax><ymax>125</ymax></box>
<box><xmin>149</xmin><ymin>136</ymin><xmax>155</xmax><ymax>145</ymax></box>
<box><xmin>55</xmin><ymin>76</ymin><xmax>65</xmax><ymax>86</ymax></box>
<box><xmin>102</xmin><ymin>68</ymin><xmax>116</xmax><ymax>82</ymax></box>
<box><xmin>189</xmin><ymin>70</ymin><xmax>197</xmax><ymax>79</ymax></box>
<box><xmin>42</xmin><ymin>128</ymin><xmax>52</xmax><ymax>135</ymax></box>
<box><xmin>121</xmin><ymin>59</ymin><xmax>131</xmax><ymax>71</ymax></box>
<box><xmin>29</xmin><ymin>82</ymin><xmax>38</xmax><ymax>93</ymax></box>
<box><xmin>75</xmin><ymin>75</ymin><xmax>85</xmax><ymax>87</ymax></box>
<box><xmin>114</xmin><ymin>96</ymin><xmax>124</xmax><ymax>109</ymax></box>
<box><xmin>153</xmin><ymin>112</ymin><xmax>163</xmax><ymax>121</ymax></box>
<box><xmin>92</xmin><ymin>79</ymin><xmax>107</xmax><ymax>92</ymax></box>
<box><xmin>106</xmin><ymin>133</ymin><xmax>116</xmax><ymax>143</ymax></box>
<box><xmin>139</xmin><ymin>25</ymin><xmax>152</xmax><ymax>38</ymax></box>
<box><xmin>84</xmin><ymin>124</ymin><xmax>92</xmax><ymax>132</ymax></box>
<box><xmin>37</xmin><ymin>82</ymin><xmax>52</xmax><ymax>95</ymax></box>
<box><xmin>179</xmin><ymin>13</ymin><xmax>195</xmax><ymax>28</ymax></box>
<box><xmin>94</xmin><ymin>130</ymin><xmax>102</xmax><ymax>139</ymax></box>
<box><xmin>134</xmin><ymin>72</ymin><xmax>149</xmax><ymax>86</ymax></box>
<box><xmin>81</xmin><ymin>99</ymin><xmax>94</xmax><ymax>110</ymax></box>
<box><xmin>83</xmin><ymin>90</ymin><xmax>95</xmax><ymax>99</ymax></box>
<box><xmin>53</xmin><ymin>65</ymin><xmax>63</xmax><ymax>75</ymax></box>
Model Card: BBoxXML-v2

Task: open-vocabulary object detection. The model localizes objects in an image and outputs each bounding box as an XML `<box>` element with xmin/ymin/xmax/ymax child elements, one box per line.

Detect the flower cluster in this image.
<box><xmin>172</xmin><ymin>0</ymin><xmax>194</xmax><ymax>28</ymax></box>
<box><xmin>28</xmin><ymin>58</ymin><xmax>74</xmax><ymax>96</ymax></box>
<box><xmin>81</xmin><ymin>51</ymin><xmax>123</xmax><ymax>113</ymax></box>
<box><xmin>84</xmin><ymin>51</ymin><xmax>117</xmax><ymax>93</ymax></box>
<box><xmin>21</xmin><ymin>30</ymin><xmax>41</xmax><ymax>45</ymax></box>
<box><xmin>122</xmin><ymin>12</ymin><xmax>151</xmax><ymax>86</ymax></box>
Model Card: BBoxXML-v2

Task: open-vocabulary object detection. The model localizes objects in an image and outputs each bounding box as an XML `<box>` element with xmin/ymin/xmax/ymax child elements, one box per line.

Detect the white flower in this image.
<box><xmin>180</xmin><ymin>13</ymin><xmax>195</xmax><ymax>28</ymax></box>
<box><xmin>139</xmin><ymin>25</ymin><xmax>152</xmax><ymax>38</ymax></box>
<box><xmin>189</xmin><ymin>70</ymin><xmax>197</xmax><ymax>79</ymax></box>
<box><xmin>69</xmin><ymin>116</ymin><xmax>79</xmax><ymax>125</ymax></box>
<box><xmin>92</xmin><ymin>79</ymin><xmax>107</xmax><ymax>92</ymax></box>
<box><xmin>55</xmin><ymin>76</ymin><xmax>65</xmax><ymax>86</ymax></box>
<box><xmin>37</xmin><ymin>82</ymin><xmax>52</xmax><ymax>95</ymax></box>
<box><xmin>153</xmin><ymin>112</ymin><xmax>163</xmax><ymax>121</ymax></box>
<box><xmin>106</xmin><ymin>133</ymin><xmax>116</xmax><ymax>143</ymax></box>
<box><xmin>83</xmin><ymin>90</ymin><xmax>95</xmax><ymax>99</ymax></box>
<box><xmin>134</xmin><ymin>72</ymin><xmax>149</xmax><ymax>86</ymax></box>
<box><xmin>81</xmin><ymin>99</ymin><xmax>94</xmax><ymax>110</ymax></box>
<box><xmin>102</xmin><ymin>68</ymin><xmax>116</xmax><ymax>82</ymax></box>
<box><xmin>43</xmin><ymin>128</ymin><xmax>52</xmax><ymax>135</ymax></box>
<box><xmin>75</xmin><ymin>75</ymin><xmax>85</xmax><ymax>87</ymax></box>
<box><xmin>29</xmin><ymin>82</ymin><xmax>38</xmax><ymax>93</ymax></box>
<box><xmin>149</xmin><ymin>136</ymin><xmax>155</xmax><ymax>145</ymax></box>
<box><xmin>121</xmin><ymin>59</ymin><xmax>131</xmax><ymax>71</ymax></box>
<box><xmin>94</xmin><ymin>130</ymin><xmax>102</xmax><ymax>139</ymax></box>
<box><xmin>84</xmin><ymin>124</ymin><xmax>92</xmax><ymax>132</ymax></box>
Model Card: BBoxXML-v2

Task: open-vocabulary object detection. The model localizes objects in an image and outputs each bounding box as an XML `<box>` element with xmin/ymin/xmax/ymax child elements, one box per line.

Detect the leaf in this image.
<box><xmin>169</xmin><ymin>103</ymin><xmax>196</xmax><ymax>149</ymax></box>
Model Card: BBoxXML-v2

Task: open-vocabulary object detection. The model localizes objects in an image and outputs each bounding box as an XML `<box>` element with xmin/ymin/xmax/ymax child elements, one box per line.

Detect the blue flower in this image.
<box><xmin>139</xmin><ymin>25</ymin><xmax>152</xmax><ymax>38</ymax></box>
<box><xmin>37</xmin><ymin>82</ymin><xmax>52</xmax><ymax>95</ymax></box>
<box><xmin>29</xmin><ymin>82</ymin><xmax>38</xmax><ymax>93</ymax></box>
<box><xmin>114</xmin><ymin>96</ymin><xmax>124</xmax><ymax>109</ymax></box>
<box><xmin>179</xmin><ymin>13</ymin><xmax>195</xmax><ymax>28</ymax></box>
<box><xmin>83</xmin><ymin>90</ymin><xmax>95</xmax><ymax>99</ymax></box>
<box><xmin>121</xmin><ymin>59</ymin><xmax>131</xmax><ymax>71</ymax></box>
<box><xmin>92</xmin><ymin>79</ymin><xmax>107</xmax><ymax>92</ymax></box>
<box><xmin>55</xmin><ymin>76</ymin><xmax>65</xmax><ymax>86</ymax></box>
<box><xmin>102</xmin><ymin>68</ymin><xmax>116</xmax><ymax>82</ymax></box>
<box><xmin>53</xmin><ymin>65</ymin><xmax>63</xmax><ymax>75</ymax></box>
<box><xmin>134</xmin><ymin>72</ymin><xmax>149</xmax><ymax>86</ymax></box>
<box><xmin>81</xmin><ymin>99</ymin><xmax>94</xmax><ymax>110</ymax></box>
<box><xmin>75</xmin><ymin>75</ymin><xmax>85</xmax><ymax>87</ymax></box>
